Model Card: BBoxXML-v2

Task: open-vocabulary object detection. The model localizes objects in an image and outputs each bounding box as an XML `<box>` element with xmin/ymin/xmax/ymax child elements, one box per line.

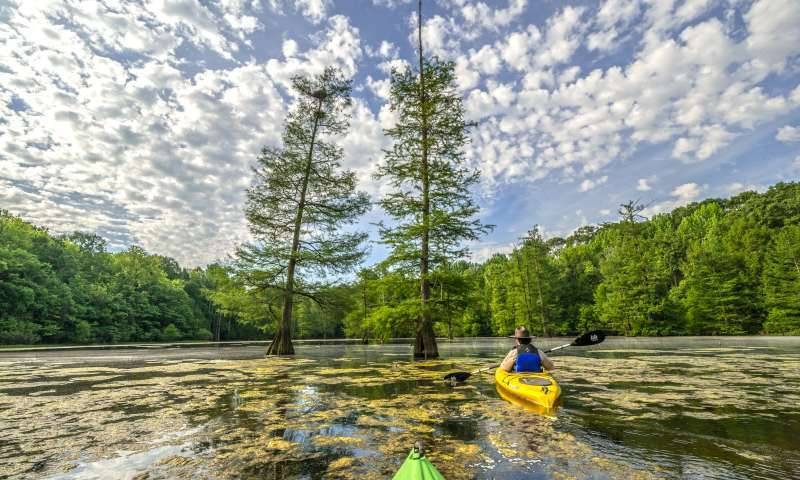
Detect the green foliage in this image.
<box><xmin>0</xmin><ymin>211</ymin><xmax>264</xmax><ymax>345</ymax></box>
<box><xmin>160</xmin><ymin>323</ymin><xmax>181</xmax><ymax>341</ymax></box>
<box><xmin>678</xmin><ymin>216</ymin><xmax>765</xmax><ymax>334</ymax></box>
<box><xmin>73</xmin><ymin>320</ymin><xmax>93</xmax><ymax>343</ymax></box>
<box><xmin>762</xmin><ymin>225</ymin><xmax>800</xmax><ymax>334</ymax></box>
<box><xmin>343</xmin><ymin>182</ymin><xmax>800</xmax><ymax>338</ymax></box>
<box><xmin>592</xmin><ymin>220</ymin><xmax>677</xmax><ymax>335</ymax></box>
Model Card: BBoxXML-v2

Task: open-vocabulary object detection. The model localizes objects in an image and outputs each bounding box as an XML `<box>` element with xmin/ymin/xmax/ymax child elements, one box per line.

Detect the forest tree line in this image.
<box><xmin>2</xmin><ymin>181</ymin><xmax>798</xmax><ymax>345</ymax></box>
<box><xmin>0</xmin><ymin>210</ymin><xmax>266</xmax><ymax>344</ymax></box>
<box><xmin>341</xmin><ymin>181</ymin><xmax>800</xmax><ymax>338</ymax></box>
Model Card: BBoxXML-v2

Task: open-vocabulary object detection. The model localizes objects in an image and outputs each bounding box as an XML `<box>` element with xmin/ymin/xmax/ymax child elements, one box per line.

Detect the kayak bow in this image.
<box><xmin>392</xmin><ymin>443</ymin><xmax>445</xmax><ymax>480</ymax></box>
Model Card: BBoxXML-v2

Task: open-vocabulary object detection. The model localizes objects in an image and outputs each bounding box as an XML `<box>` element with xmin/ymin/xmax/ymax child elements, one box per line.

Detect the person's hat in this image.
<box><xmin>508</xmin><ymin>326</ymin><xmax>532</xmax><ymax>339</ymax></box>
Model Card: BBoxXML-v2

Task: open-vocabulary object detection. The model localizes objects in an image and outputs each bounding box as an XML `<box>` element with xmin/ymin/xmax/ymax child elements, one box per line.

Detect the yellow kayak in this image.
<box><xmin>495</xmin><ymin>368</ymin><xmax>561</xmax><ymax>413</ymax></box>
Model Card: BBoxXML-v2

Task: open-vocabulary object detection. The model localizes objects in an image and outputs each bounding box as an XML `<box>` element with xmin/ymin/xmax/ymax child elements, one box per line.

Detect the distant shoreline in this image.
<box><xmin>2</xmin><ymin>335</ymin><xmax>798</xmax><ymax>353</ymax></box>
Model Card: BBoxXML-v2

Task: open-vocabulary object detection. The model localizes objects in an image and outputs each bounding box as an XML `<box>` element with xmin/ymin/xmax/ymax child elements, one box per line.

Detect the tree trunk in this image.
<box><xmin>414</xmin><ymin>0</ymin><xmax>438</xmax><ymax>359</ymax></box>
<box><xmin>266</xmin><ymin>96</ymin><xmax>322</xmax><ymax>356</ymax></box>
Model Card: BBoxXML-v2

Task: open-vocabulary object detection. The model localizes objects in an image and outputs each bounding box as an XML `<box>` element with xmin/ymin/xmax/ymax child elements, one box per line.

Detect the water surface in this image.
<box><xmin>1</xmin><ymin>337</ymin><xmax>798</xmax><ymax>479</ymax></box>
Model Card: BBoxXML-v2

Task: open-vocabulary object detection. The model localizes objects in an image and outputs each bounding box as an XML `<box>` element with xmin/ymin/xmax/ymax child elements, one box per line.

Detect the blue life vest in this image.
<box><xmin>514</xmin><ymin>344</ymin><xmax>542</xmax><ymax>372</ymax></box>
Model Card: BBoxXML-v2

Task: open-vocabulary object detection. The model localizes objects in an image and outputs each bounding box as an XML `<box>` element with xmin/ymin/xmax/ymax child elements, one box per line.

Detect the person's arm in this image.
<box><xmin>538</xmin><ymin>349</ymin><xmax>555</xmax><ymax>371</ymax></box>
<box><xmin>499</xmin><ymin>348</ymin><xmax>517</xmax><ymax>372</ymax></box>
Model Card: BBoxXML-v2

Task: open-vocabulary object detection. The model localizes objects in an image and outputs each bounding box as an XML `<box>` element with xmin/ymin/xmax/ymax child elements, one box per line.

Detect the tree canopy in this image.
<box><xmin>0</xmin><ymin>210</ymin><xmax>263</xmax><ymax>344</ymax></box>
<box><xmin>2</xmin><ymin>182</ymin><xmax>799</xmax><ymax>346</ymax></box>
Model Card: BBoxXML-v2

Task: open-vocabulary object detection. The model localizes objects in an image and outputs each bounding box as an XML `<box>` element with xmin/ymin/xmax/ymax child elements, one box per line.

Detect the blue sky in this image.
<box><xmin>1</xmin><ymin>0</ymin><xmax>799</xmax><ymax>267</ymax></box>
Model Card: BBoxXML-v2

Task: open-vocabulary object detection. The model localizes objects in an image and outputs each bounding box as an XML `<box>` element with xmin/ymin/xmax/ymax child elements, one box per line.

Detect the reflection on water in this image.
<box><xmin>1</xmin><ymin>337</ymin><xmax>799</xmax><ymax>479</ymax></box>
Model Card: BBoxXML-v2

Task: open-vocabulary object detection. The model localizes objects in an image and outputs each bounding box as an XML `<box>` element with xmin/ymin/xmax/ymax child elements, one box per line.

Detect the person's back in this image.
<box><xmin>499</xmin><ymin>326</ymin><xmax>555</xmax><ymax>373</ymax></box>
<box><xmin>514</xmin><ymin>342</ymin><xmax>542</xmax><ymax>372</ymax></box>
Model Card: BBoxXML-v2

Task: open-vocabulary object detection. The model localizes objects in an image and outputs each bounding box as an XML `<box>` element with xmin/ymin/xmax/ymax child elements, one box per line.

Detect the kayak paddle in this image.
<box><xmin>544</xmin><ymin>330</ymin><xmax>606</xmax><ymax>353</ymax></box>
<box><xmin>443</xmin><ymin>330</ymin><xmax>606</xmax><ymax>382</ymax></box>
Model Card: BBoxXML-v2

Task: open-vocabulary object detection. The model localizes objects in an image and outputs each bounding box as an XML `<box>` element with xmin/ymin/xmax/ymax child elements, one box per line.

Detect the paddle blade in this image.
<box><xmin>571</xmin><ymin>330</ymin><xmax>605</xmax><ymax>347</ymax></box>
<box><xmin>443</xmin><ymin>372</ymin><xmax>471</xmax><ymax>382</ymax></box>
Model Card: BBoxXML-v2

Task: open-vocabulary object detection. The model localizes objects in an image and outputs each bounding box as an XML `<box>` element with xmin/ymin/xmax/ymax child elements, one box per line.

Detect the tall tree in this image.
<box><xmin>240</xmin><ymin>67</ymin><xmax>370</xmax><ymax>355</ymax></box>
<box><xmin>376</xmin><ymin>0</ymin><xmax>489</xmax><ymax>358</ymax></box>
<box><xmin>517</xmin><ymin>226</ymin><xmax>555</xmax><ymax>336</ymax></box>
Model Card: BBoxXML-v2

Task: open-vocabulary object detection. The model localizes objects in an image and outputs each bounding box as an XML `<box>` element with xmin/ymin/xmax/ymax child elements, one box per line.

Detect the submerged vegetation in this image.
<box><xmin>2</xmin><ymin>182</ymin><xmax>800</xmax><ymax>345</ymax></box>
<box><xmin>2</xmin><ymin>340</ymin><xmax>798</xmax><ymax>479</ymax></box>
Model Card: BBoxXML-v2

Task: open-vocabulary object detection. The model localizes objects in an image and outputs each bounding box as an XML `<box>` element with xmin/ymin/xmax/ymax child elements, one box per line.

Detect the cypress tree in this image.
<box><xmin>376</xmin><ymin>0</ymin><xmax>489</xmax><ymax>358</ymax></box>
<box><xmin>241</xmin><ymin>67</ymin><xmax>370</xmax><ymax>355</ymax></box>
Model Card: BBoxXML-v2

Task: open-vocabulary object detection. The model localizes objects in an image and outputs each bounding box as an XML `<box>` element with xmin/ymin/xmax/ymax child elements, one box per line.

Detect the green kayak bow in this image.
<box><xmin>392</xmin><ymin>443</ymin><xmax>445</xmax><ymax>480</ymax></box>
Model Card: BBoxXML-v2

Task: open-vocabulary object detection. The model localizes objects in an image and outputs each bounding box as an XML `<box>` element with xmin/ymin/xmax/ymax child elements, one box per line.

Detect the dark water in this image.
<box><xmin>1</xmin><ymin>337</ymin><xmax>799</xmax><ymax>479</ymax></box>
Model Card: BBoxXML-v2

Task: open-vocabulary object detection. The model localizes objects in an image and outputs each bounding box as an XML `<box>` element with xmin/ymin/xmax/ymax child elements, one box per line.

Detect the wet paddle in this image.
<box><xmin>443</xmin><ymin>330</ymin><xmax>606</xmax><ymax>382</ymax></box>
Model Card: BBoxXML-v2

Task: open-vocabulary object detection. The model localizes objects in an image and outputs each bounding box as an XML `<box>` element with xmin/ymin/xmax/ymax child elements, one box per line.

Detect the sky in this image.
<box><xmin>1</xmin><ymin>0</ymin><xmax>799</xmax><ymax>267</ymax></box>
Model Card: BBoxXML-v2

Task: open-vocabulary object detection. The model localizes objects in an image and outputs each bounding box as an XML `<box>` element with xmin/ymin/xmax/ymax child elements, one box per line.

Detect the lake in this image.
<box><xmin>1</xmin><ymin>337</ymin><xmax>798</xmax><ymax>479</ymax></box>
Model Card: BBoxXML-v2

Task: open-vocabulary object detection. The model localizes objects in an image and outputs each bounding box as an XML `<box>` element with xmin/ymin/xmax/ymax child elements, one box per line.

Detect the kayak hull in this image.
<box><xmin>495</xmin><ymin>368</ymin><xmax>561</xmax><ymax>413</ymax></box>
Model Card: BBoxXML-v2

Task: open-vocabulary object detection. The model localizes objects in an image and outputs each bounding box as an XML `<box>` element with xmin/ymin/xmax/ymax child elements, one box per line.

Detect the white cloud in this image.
<box><xmin>642</xmin><ymin>182</ymin><xmax>705</xmax><ymax>217</ymax></box>
<box><xmin>558</xmin><ymin>66</ymin><xmax>581</xmax><ymax>85</ymax></box>
<box><xmin>776</xmin><ymin>125</ymin><xmax>800</xmax><ymax>142</ymax></box>
<box><xmin>469</xmin><ymin>240</ymin><xmax>515</xmax><ymax>262</ymax></box>
<box><xmin>377</xmin><ymin>58</ymin><xmax>411</xmax><ymax>76</ymax></box>
<box><xmin>588</xmin><ymin>0</ymin><xmax>640</xmax><ymax>51</ymax></box>
<box><xmin>413</xmin><ymin>14</ymin><xmax>461</xmax><ymax>58</ymax></box>
<box><xmin>675</xmin><ymin>0</ymin><xmax>714</xmax><ymax>24</ymax></box>
<box><xmin>578</xmin><ymin>175</ymin><xmax>608</xmax><ymax>192</ymax></box>
<box><xmin>282</xmin><ymin>38</ymin><xmax>299</xmax><ymax>57</ymax></box>
<box><xmin>600</xmin><ymin>208</ymin><xmax>612</xmax><ymax>215</ymax></box>
<box><xmin>470</xmin><ymin>45</ymin><xmax>503</xmax><ymax>75</ymax></box>
<box><xmin>672</xmin><ymin>182</ymin><xmax>702</xmax><ymax>201</ymax></box>
<box><xmin>534</xmin><ymin>6</ymin><xmax>586</xmax><ymax>68</ymax></box>
<box><xmin>379</xmin><ymin>40</ymin><xmax>397</xmax><ymax>57</ymax></box>
<box><xmin>463</xmin><ymin>81</ymin><xmax>518</xmax><ymax>124</ymax></box>
<box><xmin>744</xmin><ymin>0</ymin><xmax>800</xmax><ymax>71</ymax></box>
<box><xmin>372</xmin><ymin>0</ymin><xmax>413</xmax><ymax>7</ymax></box>
<box><xmin>411</xmin><ymin>0</ymin><xmax>530</xmax><ymax>59</ymax></box>
<box><xmin>454</xmin><ymin>55</ymin><xmax>481</xmax><ymax>91</ymax></box>
<box><xmin>365</xmin><ymin>75</ymin><xmax>391</xmax><ymax>99</ymax></box>
<box><xmin>497</xmin><ymin>25</ymin><xmax>542</xmax><ymax>72</ymax></box>
<box><xmin>727</xmin><ymin>182</ymin><xmax>766</xmax><ymax>195</ymax></box>
<box><xmin>266</xmin><ymin>15</ymin><xmax>362</xmax><ymax>86</ymax></box>
<box><xmin>636</xmin><ymin>178</ymin><xmax>652</xmax><ymax>191</ymax></box>
<box><xmin>457</xmin><ymin>0</ymin><xmax>528</xmax><ymax>32</ymax></box>
<box><xmin>462</xmin><ymin>0</ymin><xmax>799</xmax><ymax>188</ymax></box>
<box><xmin>365</xmin><ymin>40</ymin><xmax>399</xmax><ymax>58</ymax></box>
<box><xmin>294</xmin><ymin>0</ymin><xmax>331</xmax><ymax>23</ymax></box>
<box><xmin>0</xmin><ymin>3</ymin><xmax>364</xmax><ymax>267</ymax></box>
<box><xmin>340</xmin><ymin>99</ymin><xmax>390</xmax><ymax>197</ymax></box>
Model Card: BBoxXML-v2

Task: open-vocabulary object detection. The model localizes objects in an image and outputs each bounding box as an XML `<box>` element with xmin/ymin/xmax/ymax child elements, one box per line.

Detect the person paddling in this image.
<box><xmin>499</xmin><ymin>326</ymin><xmax>555</xmax><ymax>373</ymax></box>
